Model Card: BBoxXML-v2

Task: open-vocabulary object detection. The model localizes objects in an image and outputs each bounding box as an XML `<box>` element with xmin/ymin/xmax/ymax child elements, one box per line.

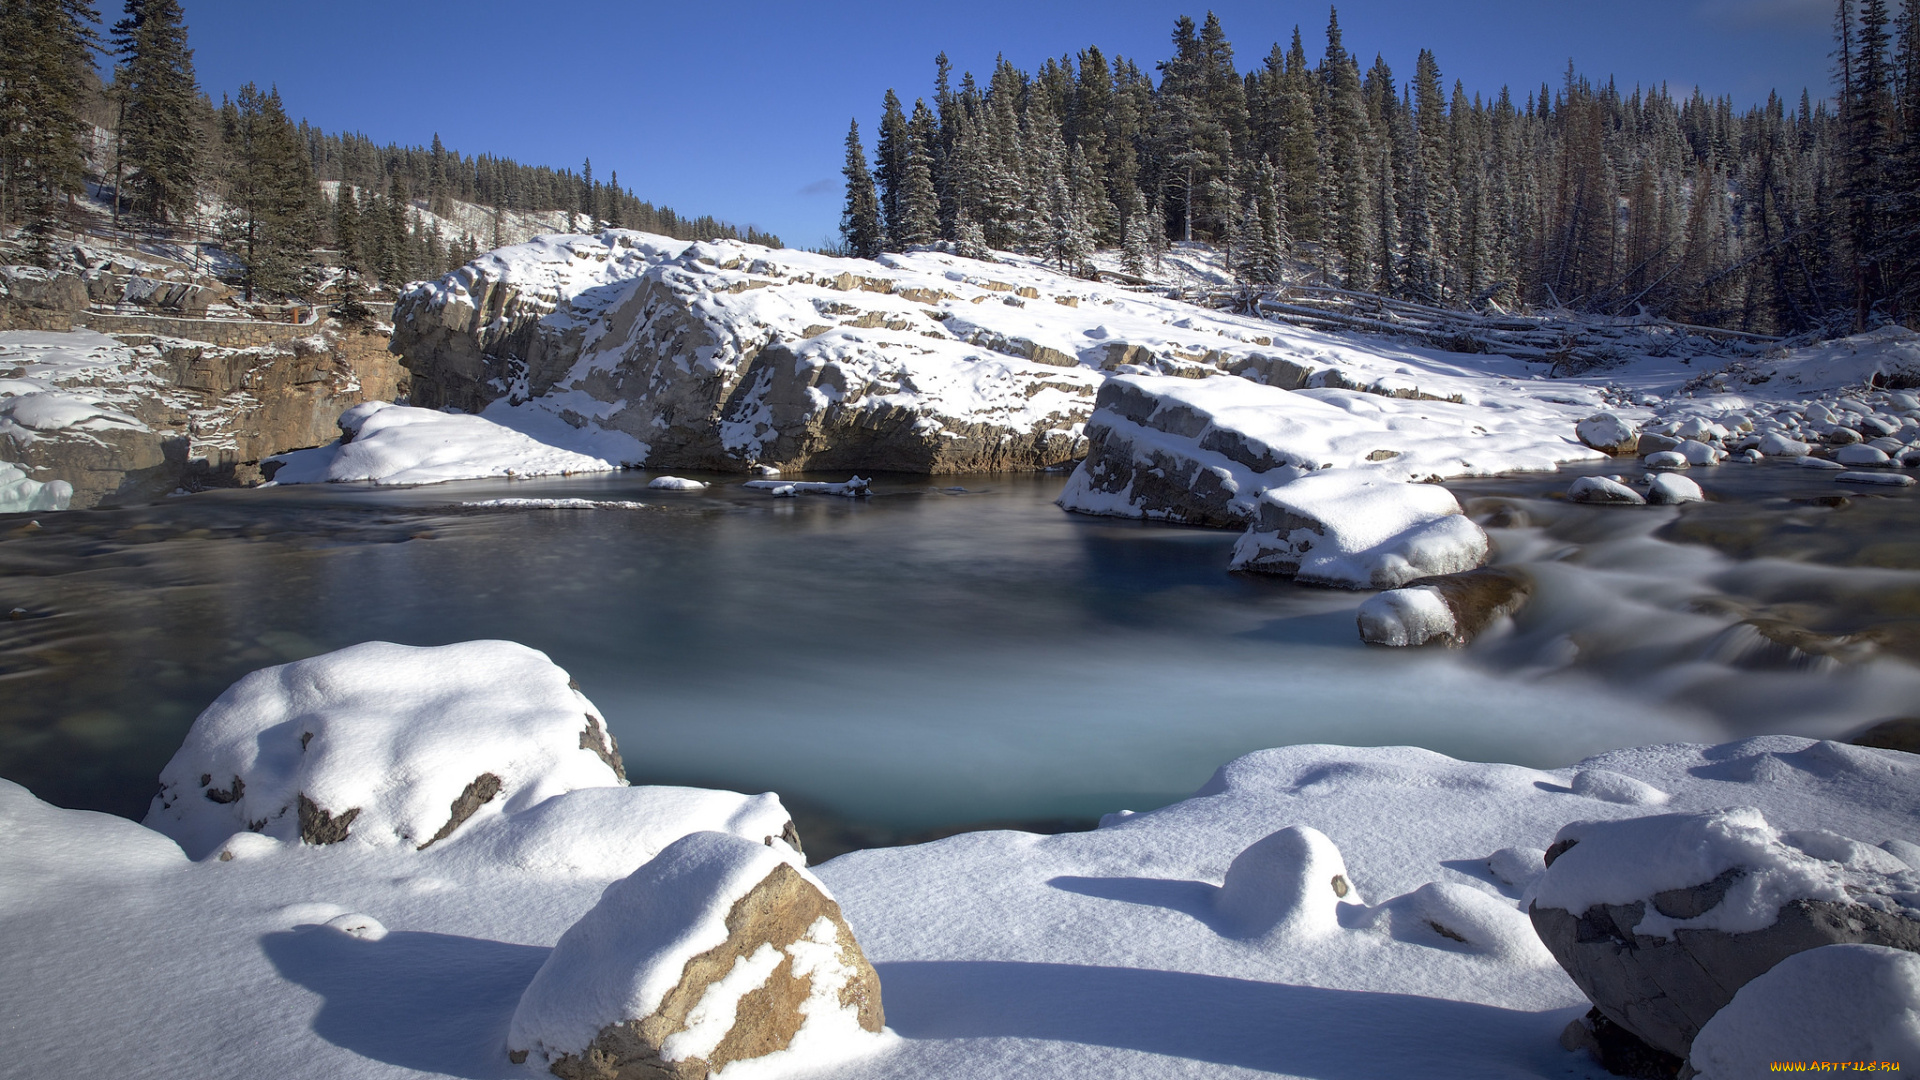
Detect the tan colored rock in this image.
<box><xmin>511</xmin><ymin>832</ymin><xmax>884</xmax><ymax>1079</ymax></box>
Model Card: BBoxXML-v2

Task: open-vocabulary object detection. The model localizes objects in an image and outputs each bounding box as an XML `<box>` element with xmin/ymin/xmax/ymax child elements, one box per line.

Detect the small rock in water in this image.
<box><xmin>1734</xmin><ymin>448</ymin><xmax>1762</xmax><ymax>463</ymax></box>
<box><xmin>647</xmin><ymin>476</ymin><xmax>709</xmax><ymax>490</ymax></box>
<box><xmin>1799</xmin><ymin>456</ymin><xmax>1847</xmax><ymax>470</ymax></box>
<box><xmin>1358</xmin><ymin>567</ymin><xmax>1533</xmax><ymax>648</ymax></box>
<box><xmin>1642</xmin><ymin>451</ymin><xmax>1689</xmax><ymax>471</ymax></box>
<box><xmin>1836</xmin><ymin>444</ymin><xmax>1891</xmax><ymax>467</ymax></box>
<box><xmin>1575</xmin><ymin>413</ymin><xmax>1641</xmax><ymax>456</ymax></box>
<box><xmin>1758</xmin><ymin>432</ymin><xmax>1812</xmax><ymax>456</ymax></box>
<box><xmin>1637</xmin><ymin>432</ymin><xmax>1681</xmax><ymax>455</ymax></box>
<box><xmin>1568</xmin><ymin>476</ymin><xmax>1646</xmax><ymax>505</ymax></box>
<box><xmin>1677</xmin><ymin>439</ymin><xmax>1724</xmax><ymax>465</ymax></box>
<box><xmin>1825</xmin><ymin>427</ymin><xmax>1864</xmax><ymax>446</ymax></box>
<box><xmin>1837</xmin><ymin>470</ymin><xmax>1917</xmax><ymax>487</ymax></box>
<box><xmin>7</xmin><ymin>607</ymin><xmax>26</xmax><ymax>620</ymax></box>
<box><xmin>1646</xmin><ymin>473</ymin><xmax>1704</xmax><ymax>505</ymax></box>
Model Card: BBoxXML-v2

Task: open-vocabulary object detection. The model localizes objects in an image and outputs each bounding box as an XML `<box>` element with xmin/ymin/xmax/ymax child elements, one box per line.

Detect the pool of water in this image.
<box><xmin>3</xmin><ymin>465</ymin><xmax>1916</xmax><ymax>851</ymax></box>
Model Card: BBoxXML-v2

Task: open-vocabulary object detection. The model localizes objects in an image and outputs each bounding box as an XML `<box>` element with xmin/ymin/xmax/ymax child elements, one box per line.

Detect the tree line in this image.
<box><xmin>841</xmin><ymin>6</ymin><xmax>1920</xmax><ymax>336</ymax></box>
<box><xmin>0</xmin><ymin>0</ymin><xmax>779</xmax><ymax>305</ymax></box>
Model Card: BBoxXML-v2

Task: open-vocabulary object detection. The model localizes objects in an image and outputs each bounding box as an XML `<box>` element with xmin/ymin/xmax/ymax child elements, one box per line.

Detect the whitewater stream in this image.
<box><xmin>2</xmin><ymin>466</ymin><xmax>1916</xmax><ymax>856</ymax></box>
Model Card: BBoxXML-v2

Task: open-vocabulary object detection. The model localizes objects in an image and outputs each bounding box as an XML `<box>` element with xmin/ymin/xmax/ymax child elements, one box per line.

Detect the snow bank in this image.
<box><xmin>1689</xmin><ymin>944</ymin><xmax>1920</xmax><ymax>1079</ymax></box>
<box><xmin>9</xmin><ymin>627</ymin><xmax>1920</xmax><ymax>1080</ymax></box>
<box><xmin>1230</xmin><ymin>470</ymin><xmax>1488</xmax><ymax>588</ymax></box>
<box><xmin>0</xmin><ymin>461</ymin><xmax>70</xmax><ymax>513</ymax></box>
<box><xmin>1533</xmin><ymin>807</ymin><xmax>1920</xmax><ymax>938</ymax></box>
<box><xmin>144</xmin><ymin>640</ymin><xmax>627</xmax><ymax>859</ymax></box>
<box><xmin>267</xmin><ymin>401</ymin><xmax>620</xmax><ymax>486</ymax></box>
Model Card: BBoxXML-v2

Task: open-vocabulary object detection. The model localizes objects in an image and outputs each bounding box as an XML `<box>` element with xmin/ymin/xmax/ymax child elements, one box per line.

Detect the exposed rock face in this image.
<box><xmin>0</xmin><ymin>266</ymin><xmax>87</xmax><ymax>330</ymax></box>
<box><xmin>509</xmin><ymin>831</ymin><xmax>884</xmax><ymax>1079</ymax></box>
<box><xmin>392</xmin><ymin>232</ymin><xmax>1105</xmax><ymax>473</ymax></box>
<box><xmin>0</xmin><ymin>322</ymin><xmax>408</xmax><ymax>506</ymax></box>
<box><xmin>1529</xmin><ymin>807</ymin><xmax>1920</xmax><ymax>1061</ymax></box>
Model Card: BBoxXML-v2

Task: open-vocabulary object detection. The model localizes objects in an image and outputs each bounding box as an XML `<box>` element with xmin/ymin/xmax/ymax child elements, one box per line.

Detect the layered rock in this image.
<box><xmin>0</xmin><ymin>322</ymin><xmax>408</xmax><ymax>506</ymax></box>
<box><xmin>1529</xmin><ymin>806</ymin><xmax>1920</xmax><ymax>1060</ymax></box>
<box><xmin>393</xmin><ymin>233</ymin><xmax>1109</xmax><ymax>473</ymax></box>
<box><xmin>508</xmin><ymin>831</ymin><xmax>885</xmax><ymax>1079</ymax></box>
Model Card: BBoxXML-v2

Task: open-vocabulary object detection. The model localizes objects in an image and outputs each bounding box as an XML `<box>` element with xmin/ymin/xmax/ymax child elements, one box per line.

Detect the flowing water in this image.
<box><xmin>3</xmin><ymin>465</ymin><xmax>1916</xmax><ymax>854</ymax></box>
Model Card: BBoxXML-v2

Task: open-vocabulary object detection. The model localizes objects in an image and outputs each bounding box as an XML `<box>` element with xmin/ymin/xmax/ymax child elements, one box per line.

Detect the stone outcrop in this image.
<box><xmin>392</xmin><ymin>232</ymin><xmax>1103</xmax><ymax>474</ymax></box>
<box><xmin>0</xmin><ymin>266</ymin><xmax>87</xmax><ymax>331</ymax></box>
<box><xmin>509</xmin><ymin>831</ymin><xmax>884</xmax><ymax>1079</ymax></box>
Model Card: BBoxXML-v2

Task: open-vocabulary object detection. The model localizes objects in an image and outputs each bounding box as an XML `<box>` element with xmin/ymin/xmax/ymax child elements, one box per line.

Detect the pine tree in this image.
<box><xmin>605</xmin><ymin>169</ymin><xmax>623</xmax><ymax>229</ymax></box>
<box><xmin>1322</xmin><ymin>9</ymin><xmax>1375</xmax><ymax>287</ymax></box>
<box><xmin>580</xmin><ymin>157</ymin><xmax>596</xmax><ymax>229</ymax></box>
<box><xmin>898</xmin><ymin>101</ymin><xmax>940</xmax><ymax>247</ymax></box>
<box><xmin>111</xmin><ymin>0</ymin><xmax>199</xmax><ymax>224</ymax></box>
<box><xmin>875</xmin><ymin>89</ymin><xmax>909</xmax><ymax>248</ymax></box>
<box><xmin>840</xmin><ymin>119</ymin><xmax>883</xmax><ymax>258</ymax></box>
<box><xmin>219</xmin><ymin>84</ymin><xmax>317</xmax><ymax>300</ymax></box>
<box><xmin>330</xmin><ymin>184</ymin><xmax>370</xmax><ymax>322</ymax></box>
<box><xmin>0</xmin><ymin>0</ymin><xmax>100</xmax><ymax>246</ymax></box>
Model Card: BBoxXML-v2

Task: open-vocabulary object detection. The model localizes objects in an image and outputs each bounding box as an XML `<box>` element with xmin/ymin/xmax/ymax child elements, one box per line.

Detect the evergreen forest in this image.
<box><xmin>0</xmin><ymin>0</ymin><xmax>779</xmax><ymax>303</ymax></box>
<box><xmin>840</xmin><ymin>5</ymin><xmax>1920</xmax><ymax>337</ymax></box>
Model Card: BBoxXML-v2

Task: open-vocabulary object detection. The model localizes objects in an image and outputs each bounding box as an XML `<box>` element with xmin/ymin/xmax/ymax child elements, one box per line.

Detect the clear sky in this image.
<box><xmin>164</xmin><ymin>0</ymin><xmax>1836</xmax><ymax>249</ymax></box>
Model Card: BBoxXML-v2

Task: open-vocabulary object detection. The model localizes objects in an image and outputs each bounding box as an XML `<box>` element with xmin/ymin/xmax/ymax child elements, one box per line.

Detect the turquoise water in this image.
<box><xmin>2</xmin><ymin>467</ymin><xmax>1913</xmax><ymax>848</ymax></box>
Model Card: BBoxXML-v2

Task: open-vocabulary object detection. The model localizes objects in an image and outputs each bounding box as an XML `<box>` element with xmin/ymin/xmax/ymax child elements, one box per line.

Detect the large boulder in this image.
<box><xmin>1688</xmin><ymin>944</ymin><xmax>1920</xmax><ymax>1079</ymax></box>
<box><xmin>1577</xmin><ymin>413</ymin><xmax>1641</xmax><ymax>456</ymax></box>
<box><xmin>144</xmin><ymin>640</ymin><xmax>630</xmax><ymax>859</ymax></box>
<box><xmin>1529</xmin><ymin>806</ymin><xmax>1920</xmax><ymax>1060</ymax></box>
<box><xmin>1229</xmin><ymin>470</ymin><xmax>1489</xmax><ymax>589</ymax></box>
<box><xmin>508</xmin><ymin>830</ymin><xmax>885</xmax><ymax>1079</ymax></box>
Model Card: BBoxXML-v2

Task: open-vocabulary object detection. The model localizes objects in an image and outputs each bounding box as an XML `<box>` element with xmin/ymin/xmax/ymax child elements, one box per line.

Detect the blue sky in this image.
<box><xmin>168</xmin><ymin>0</ymin><xmax>1835</xmax><ymax>248</ymax></box>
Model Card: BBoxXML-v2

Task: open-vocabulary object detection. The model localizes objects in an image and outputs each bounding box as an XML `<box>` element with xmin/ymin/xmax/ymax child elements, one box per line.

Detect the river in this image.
<box><xmin>3</xmin><ymin>465</ymin><xmax>1915</xmax><ymax>856</ymax></box>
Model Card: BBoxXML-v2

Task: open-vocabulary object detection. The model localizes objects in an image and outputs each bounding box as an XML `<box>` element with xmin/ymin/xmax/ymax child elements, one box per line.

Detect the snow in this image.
<box><xmin>460</xmin><ymin>498</ymin><xmax>647</xmax><ymax>509</ymax></box>
<box><xmin>1531</xmin><ymin>806</ymin><xmax>1920</xmax><ymax>938</ymax></box>
<box><xmin>0</xmin><ymin>461</ymin><xmax>70</xmax><ymax>513</ymax></box>
<box><xmin>267</xmin><ymin>402</ymin><xmax>620</xmax><ymax>486</ymax></box>
<box><xmin>1230</xmin><ymin>470</ymin><xmax>1489</xmax><ymax>588</ymax></box>
<box><xmin>3</xmin><ymin>636</ymin><xmax>1919</xmax><ymax>1080</ymax></box>
<box><xmin>647</xmin><ymin>476</ymin><xmax>708</xmax><ymax>490</ymax></box>
<box><xmin>1356</xmin><ymin>585</ymin><xmax>1458</xmax><ymax>647</ymax></box>
<box><xmin>1574</xmin><ymin>413</ymin><xmax>1636</xmax><ymax>453</ymax></box>
<box><xmin>0</xmin><ymin>330</ymin><xmax>150</xmax><ymax>447</ymax></box>
<box><xmin>742</xmin><ymin>477</ymin><xmax>871</xmax><ymax>497</ymax></box>
<box><xmin>1688</xmin><ymin>944</ymin><xmax>1920</xmax><ymax>1079</ymax></box>
<box><xmin>1643</xmin><ymin>450</ymin><xmax>1689</xmax><ymax>470</ymax></box>
<box><xmin>143</xmin><ymin>640</ymin><xmax>627</xmax><ymax>859</ymax></box>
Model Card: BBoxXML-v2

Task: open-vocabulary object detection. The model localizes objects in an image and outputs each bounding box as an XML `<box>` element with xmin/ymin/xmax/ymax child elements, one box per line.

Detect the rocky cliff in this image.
<box><xmin>1</xmin><ymin>307</ymin><xmax>408</xmax><ymax>509</ymax></box>
<box><xmin>393</xmin><ymin>232</ymin><xmax>1489</xmax><ymax>475</ymax></box>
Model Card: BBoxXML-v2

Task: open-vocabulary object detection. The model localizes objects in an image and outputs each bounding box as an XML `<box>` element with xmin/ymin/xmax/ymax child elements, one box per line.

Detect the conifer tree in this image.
<box><xmin>330</xmin><ymin>184</ymin><xmax>370</xmax><ymax>322</ymax></box>
<box><xmin>219</xmin><ymin>84</ymin><xmax>316</xmax><ymax>300</ymax></box>
<box><xmin>898</xmin><ymin>102</ymin><xmax>940</xmax><ymax>247</ymax></box>
<box><xmin>875</xmin><ymin>89</ymin><xmax>909</xmax><ymax>248</ymax></box>
<box><xmin>839</xmin><ymin>119</ymin><xmax>883</xmax><ymax>258</ymax></box>
<box><xmin>605</xmin><ymin>169</ymin><xmax>623</xmax><ymax>229</ymax></box>
<box><xmin>0</xmin><ymin>0</ymin><xmax>100</xmax><ymax>247</ymax></box>
<box><xmin>111</xmin><ymin>0</ymin><xmax>199</xmax><ymax>224</ymax></box>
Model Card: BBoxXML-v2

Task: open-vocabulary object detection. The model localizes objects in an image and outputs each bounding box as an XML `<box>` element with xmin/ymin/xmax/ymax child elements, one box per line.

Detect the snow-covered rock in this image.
<box><xmin>647</xmin><ymin>475</ymin><xmax>708</xmax><ymax>490</ymax></box>
<box><xmin>1758</xmin><ymin>431</ymin><xmax>1812</xmax><ymax>456</ymax></box>
<box><xmin>1646</xmin><ymin>473</ymin><xmax>1704</xmax><ymax>505</ymax></box>
<box><xmin>1837</xmin><ymin>443</ymin><xmax>1892</xmax><ymax>466</ymax></box>
<box><xmin>506</xmin><ymin>831</ymin><xmax>885</xmax><ymax>1078</ymax></box>
<box><xmin>392</xmin><ymin>232</ymin><xmax>1101</xmax><ymax>473</ymax></box>
<box><xmin>1676</xmin><ymin>439</ymin><xmax>1724</xmax><ymax>465</ymax></box>
<box><xmin>1568</xmin><ymin>475</ymin><xmax>1646</xmax><ymax>504</ymax></box>
<box><xmin>1575</xmin><ymin>413</ymin><xmax>1640</xmax><ymax>455</ymax></box>
<box><xmin>1216</xmin><ymin>825</ymin><xmax>1360</xmax><ymax>939</ymax></box>
<box><xmin>1529</xmin><ymin>805</ymin><xmax>1920</xmax><ymax>1058</ymax></box>
<box><xmin>266</xmin><ymin>401</ymin><xmax>620</xmax><ymax>485</ymax></box>
<box><xmin>1356</xmin><ymin>566</ymin><xmax>1532</xmax><ymax>647</ymax></box>
<box><xmin>144</xmin><ymin>640</ymin><xmax>630</xmax><ymax>859</ymax></box>
<box><xmin>1838</xmin><ymin>470</ymin><xmax>1917</xmax><ymax>487</ymax></box>
<box><xmin>1688</xmin><ymin>944</ymin><xmax>1920</xmax><ymax>1079</ymax></box>
<box><xmin>1229</xmin><ymin>470</ymin><xmax>1489</xmax><ymax>588</ymax></box>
